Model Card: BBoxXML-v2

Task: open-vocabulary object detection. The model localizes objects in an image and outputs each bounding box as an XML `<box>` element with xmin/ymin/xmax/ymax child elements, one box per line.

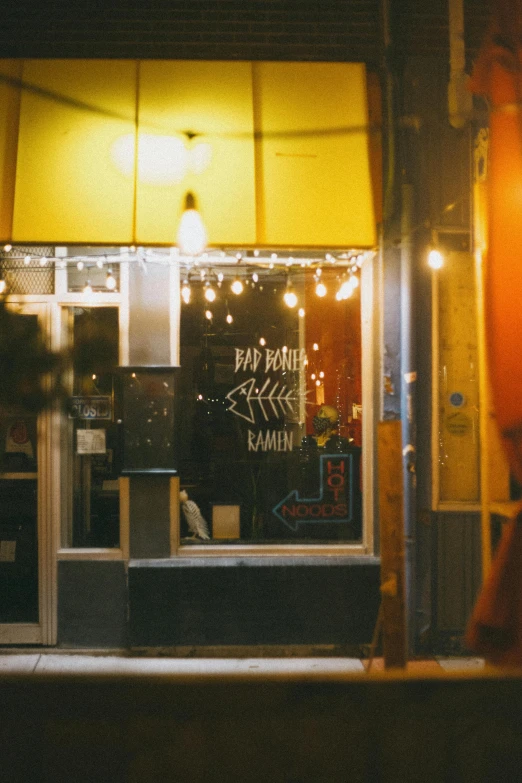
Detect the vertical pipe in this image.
<box><xmin>401</xmin><ymin>182</ymin><xmax>416</xmax><ymax>654</ymax></box>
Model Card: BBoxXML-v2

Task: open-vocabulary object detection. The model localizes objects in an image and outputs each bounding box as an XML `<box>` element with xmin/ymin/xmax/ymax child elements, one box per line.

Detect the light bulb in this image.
<box><xmin>283</xmin><ymin>289</ymin><xmax>298</xmax><ymax>308</ymax></box>
<box><xmin>350</xmin><ymin>275</ymin><xmax>359</xmax><ymax>289</ymax></box>
<box><xmin>83</xmin><ymin>280</ymin><xmax>93</xmax><ymax>295</ymax></box>
<box><xmin>252</xmin><ymin>272</ymin><xmax>259</xmax><ymax>283</ymax></box>
<box><xmin>259</xmin><ymin>337</ymin><xmax>266</xmax><ymax>346</ymax></box>
<box><xmin>96</xmin><ymin>258</ymin><xmax>104</xmax><ymax>269</ymax></box>
<box><xmin>77</xmin><ymin>260</ymin><xmax>84</xmax><ymax>271</ymax></box>
<box><xmin>177</xmin><ymin>192</ymin><xmax>207</xmax><ymax>256</ymax></box>
<box><xmin>231</xmin><ymin>278</ymin><xmax>243</xmax><ymax>295</ymax></box>
<box><xmin>428</xmin><ymin>249</ymin><xmax>444</xmax><ymax>269</ymax></box>
<box><xmin>205</xmin><ymin>309</ymin><xmax>213</xmax><ymax>320</ymax></box>
<box><xmin>338</xmin><ymin>279</ymin><xmax>354</xmax><ymax>299</ymax></box>
<box><xmin>298</xmin><ymin>307</ymin><xmax>305</xmax><ymax>317</ymax></box>
<box><xmin>204</xmin><ymin>285</ymin><xmax>216</xmax><ymax>302</ymax></box>
<box><xmin>24</xmin><ymin>255</ymin><xmax>31</xmax><ymax>265</ymax></box>
<box><xmin>313</xmin><ymin>343</ymin><xmax>319</xmax><ymax>351</ymax></box>
<box><xmin>181</xmin><ymin>282</ymin><xmax>191</xmax><ymax>304</ymax></box>
<box><xmin>315</xmin><ymin>281</ymin><xmax>327</xmax><ymax>297</ymax></box>
<box><xmin>226</xmin><ymin>313</ymin><xmax>233</xmax><ymax>324</ymax></box>
<box><xmin>106</xmin><ymin>270</ymin><xmax>117</xmax><ymax>290</ymax></box>
<box><xmin>39</xmin><ymin>256</ymin><xmax>48</xmax><ymax>266</ymax></box>
<box><xmin>3</xmin><ymin>244</ymin><xmax>12</xmax><ymax>252</ymax></box>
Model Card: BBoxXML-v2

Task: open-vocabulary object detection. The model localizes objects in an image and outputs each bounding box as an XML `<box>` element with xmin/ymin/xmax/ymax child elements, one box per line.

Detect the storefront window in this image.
<box><xmin>179</xmin><ymin>263</ymin><xmax>363</xmax><ymax>545</ymax></box>
<box><xmin>62</xmin><ymin>306</ymin><xmax>120</xmax><ymax>548</ymax></box>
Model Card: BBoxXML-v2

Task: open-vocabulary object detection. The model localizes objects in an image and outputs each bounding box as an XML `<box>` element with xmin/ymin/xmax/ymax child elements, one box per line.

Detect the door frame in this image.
<box><xmin>0</xmin><ymin>301</ymin><xmax>56</xmax><ymax>645</ymax></box>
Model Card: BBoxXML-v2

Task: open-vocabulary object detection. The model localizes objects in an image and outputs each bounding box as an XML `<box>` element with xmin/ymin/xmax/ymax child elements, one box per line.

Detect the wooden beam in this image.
<box><xmin>378</xmin><ymin>420</ymin><xmax>407</xmax><ymax>668</ymax></box>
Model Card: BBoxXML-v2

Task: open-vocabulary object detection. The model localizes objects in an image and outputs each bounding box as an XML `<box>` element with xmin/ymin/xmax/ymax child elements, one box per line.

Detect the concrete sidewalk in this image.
<box><xmin>0</xmin><ymin>652</ymin><xmax>486</xmax><ymax>677</ymax></box>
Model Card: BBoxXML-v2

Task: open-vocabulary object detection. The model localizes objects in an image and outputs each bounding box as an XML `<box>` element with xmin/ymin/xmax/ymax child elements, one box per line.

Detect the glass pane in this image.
<box><xmin>65</xmin><ymin>307</ymin><xmax>120</xmax><ymax>548</ymax></box>
<box><xmin>179</xmin><ymin>265</ymin><xmax>363</xmax><ymax>545</ymax></box>
<box><xmin>0</xmin><ymin>314</ymin><xmax>39</xmax><ymax>622</ymax></box>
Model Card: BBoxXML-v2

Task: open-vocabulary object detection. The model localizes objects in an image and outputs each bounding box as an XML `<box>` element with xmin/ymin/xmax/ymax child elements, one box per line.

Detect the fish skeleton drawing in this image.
<box><xmin>226</xmin><ymin>377</ymin><xmax>305</xmax><ymax>424</ymax></box>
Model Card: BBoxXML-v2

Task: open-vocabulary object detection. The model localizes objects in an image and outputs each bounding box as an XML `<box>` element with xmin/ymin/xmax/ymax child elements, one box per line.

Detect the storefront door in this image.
<box><xmin>0</xmin><ymin>303</ymin><xmax>53</xmax><ymax>645</ymax></box>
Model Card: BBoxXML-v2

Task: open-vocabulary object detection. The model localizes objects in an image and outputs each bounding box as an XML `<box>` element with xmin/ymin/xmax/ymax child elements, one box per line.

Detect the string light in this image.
<box><xmin>77</xmin><ymin>260</ymin><xmax>84</xmax><ymax>271</ymax></box>
<box><xmin>204</xmin><ymin>309</ymin><xmax>213</xmax><ymax>320</ymax></box>
<box><xmin>83</xmin><ymin>280</ymin><xmax>93</xmax><ymax>295</ymax></box>
<box><xmin>24</xmin><ymin>255</ymin><xmax>31</xmax><ymax>265</ymax></box>
<box><xmin>226</xmin><ymin>312</ymin><xmax>233</xmax><ymax>324</ymax></box>
<box><xmin>181</xmin><ymin>280</ymin><xmax>191</xmax><ymax>304</ymax></box>
<box><xmin>231</xmin><ymin>277</ymin><xmax>243</xmax><ymax>295</ymax></box>
<box><xmin>106</xmin><ymin>269</ymin><xmax>117</xmax><ymax>290</ymax></box>
<box><xmin>204</xmin><ymin>283</ymin><xmax>216</xmax><ymax>302</ymax></box>
<box><xmin>315</xmin><ymin>280</ymin><xmax>327</xmax><ymax>297</ymax></box>
<box><xmin>298</xmin><ymin>307</ymin><xmax>305</xmax><ymax>317</ymax></box>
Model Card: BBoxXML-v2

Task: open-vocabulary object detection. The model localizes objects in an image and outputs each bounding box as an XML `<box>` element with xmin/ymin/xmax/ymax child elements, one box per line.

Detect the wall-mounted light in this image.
<box><xmin>177</xmin><ymin>191</ymin><xmax>207</xmax><ymax>256</ymax></box>
<box><xmin>428</xmin><ymin>248</ymin><xmax>444</xmax><ymax>269</ymax></box>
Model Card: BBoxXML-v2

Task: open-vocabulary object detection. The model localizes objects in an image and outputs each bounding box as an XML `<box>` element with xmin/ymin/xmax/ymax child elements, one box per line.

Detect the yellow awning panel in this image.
<box><xmin>0</xmin><ymin>59</ymin><xmax>376</xmax><ymax>249</ymax></box>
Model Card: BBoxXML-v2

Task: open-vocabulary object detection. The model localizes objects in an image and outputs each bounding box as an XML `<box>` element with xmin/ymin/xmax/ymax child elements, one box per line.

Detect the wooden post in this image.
<box><xmin>378</xmin><ymin>420</ymin><xmax>407</xmax><ymax>668</ymax></box>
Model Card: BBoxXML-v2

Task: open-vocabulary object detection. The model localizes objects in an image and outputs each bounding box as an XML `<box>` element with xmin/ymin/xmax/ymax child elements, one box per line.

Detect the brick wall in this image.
<box><xmin>1</xmin><ymin>0</ymin><xmax>491</xmax><ymax>64</ymax></box>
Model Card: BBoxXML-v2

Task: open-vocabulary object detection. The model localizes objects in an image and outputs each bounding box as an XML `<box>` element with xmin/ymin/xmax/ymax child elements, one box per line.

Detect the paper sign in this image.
<box><xmin>76</xmin><ymin>429</ymin><xmax>106</xmax><ymax>455</ymax></box>
<box><xmin>0</xmin><ymin>540</ymin><xmax>16</xmax><ymax>562</ymax></box>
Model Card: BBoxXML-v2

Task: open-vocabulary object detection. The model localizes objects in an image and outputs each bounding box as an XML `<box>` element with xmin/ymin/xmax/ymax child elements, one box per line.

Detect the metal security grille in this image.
<box><xmin>0</xmin><ymin>247</ymin><xmax>55</xmax><ymax>295</ymax></box>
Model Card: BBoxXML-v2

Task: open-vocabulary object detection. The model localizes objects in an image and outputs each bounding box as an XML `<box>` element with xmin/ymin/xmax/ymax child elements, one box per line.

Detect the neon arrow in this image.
<box><xmin>272</xmin><ymin>453</ymin><xmax>354</xmax><ymax>532</ymax></box>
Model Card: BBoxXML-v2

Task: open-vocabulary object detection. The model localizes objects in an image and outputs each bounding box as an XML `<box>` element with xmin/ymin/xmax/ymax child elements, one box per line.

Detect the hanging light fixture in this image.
<box><xmin>177</xmin><ymin>191</ymin><xmax>207</xmax><ymax>256</ymax></box>
<box><xmin>83</xmin><ymin>280</ymin><xmax>93</xmax><ymax>295</ymax></box>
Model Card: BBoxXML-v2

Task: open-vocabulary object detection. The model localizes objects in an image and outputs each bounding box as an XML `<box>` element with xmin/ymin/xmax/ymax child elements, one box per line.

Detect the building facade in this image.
<box><xmin>0</xmin><ymin>0</ymin><xmax>494</xmax><ymax>652</ymax></box>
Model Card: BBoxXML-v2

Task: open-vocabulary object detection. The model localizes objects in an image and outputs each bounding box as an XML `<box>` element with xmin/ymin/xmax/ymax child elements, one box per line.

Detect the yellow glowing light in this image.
<box><xmin>181</xmin><ymin>283</ymin><xmax>191</xmax><ymax>304</ymax></box>
<box><xmin>338</xmin><ymin>279</ymin><xmax>354</xmax><ymax>299</ymax></box>
<box><xmin>428</xmin><ymin>249</ymin><xmax>444</xmax><ymax>269</ymax></box>
<box><xmin>298</xmin><ymin>307</ymin><xmax>305</xmax><ymax>317</ymax></box>
<box><xmin>204</xmin><ymin>285</ymin><xmax>216</xmax><ymax>302</ymax></box>
<box><xmin>39</xmin><ymin>256</ymin><xmax>48</xmax><ymax>266</ymax></box>
<box><xmin>226</xmin><ymin>313</ymin><xmax>233</xmax><ymax>324</ymax></box>
<box><xmin>259</xmin><ymin>337</ymin><xmax>266</xmax><ymax>346</ymax></box>
<box><xmin>177</xmin><ymin>192</ymin><xmax>207</xmax><ymax>256</ymax></box>
<box><xmin>111</xmin><ymin>134</ymin><xmax>212</xmax><ymax>185</ymax></box>
<box><xmin>315</xmin><ymin>281</ymin><xmax>327</xmax><ymax>297</ymax></box>
<box><xmin>311</xmin><ymin>373</ymin><xmax>316</xmax><ymax>380</ymax></box>
<box><xmin>231</xmin><ymin>278</ymin><xmax>244</xmax><ymax>295</ymax></box>
<box><xmin>83</xmin><ymin>280</ymin><xmax>93</xmax><ymax>296</ymax></box>
<box><xmin>24</xmin><ymin>256</ymin><xmax>31</xmax><ymax>265</ymax></box>
<box><xmin>3</xmin><ymin>244</ymin><xmax>12</xmax><ymax>252</ymax></box>
<box><xmin>283</xmin><ymin>290</ymin><xmax>298</xmax><ymax>308</ymax></box>
<box><xmin>106</xmin><ymin>270</ymin><xmax>117</xmax><ymax>290</ymax></box>
<box><xmin>315</xmin><ymin>380</ymin><xmax>321</xmax><ymax>387</ymax></box>
<box><xmin>319</xmin><ymin>371</ymin><xmax>324</xmax><ymax>378</ymax></box>
<box><xmin>205</xmin><ymin>309</ymin><xmax>213</xmax><ymax>320</ymax></box>
<box><xmin>0</xmin><ymin>279</ymin><xmax>6</xmax><ymax>294</ymax></box>
<box><xmin>313</xmin><ymin>343</ymin><xmax>319</xmax><ymax>351</ymax></box>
